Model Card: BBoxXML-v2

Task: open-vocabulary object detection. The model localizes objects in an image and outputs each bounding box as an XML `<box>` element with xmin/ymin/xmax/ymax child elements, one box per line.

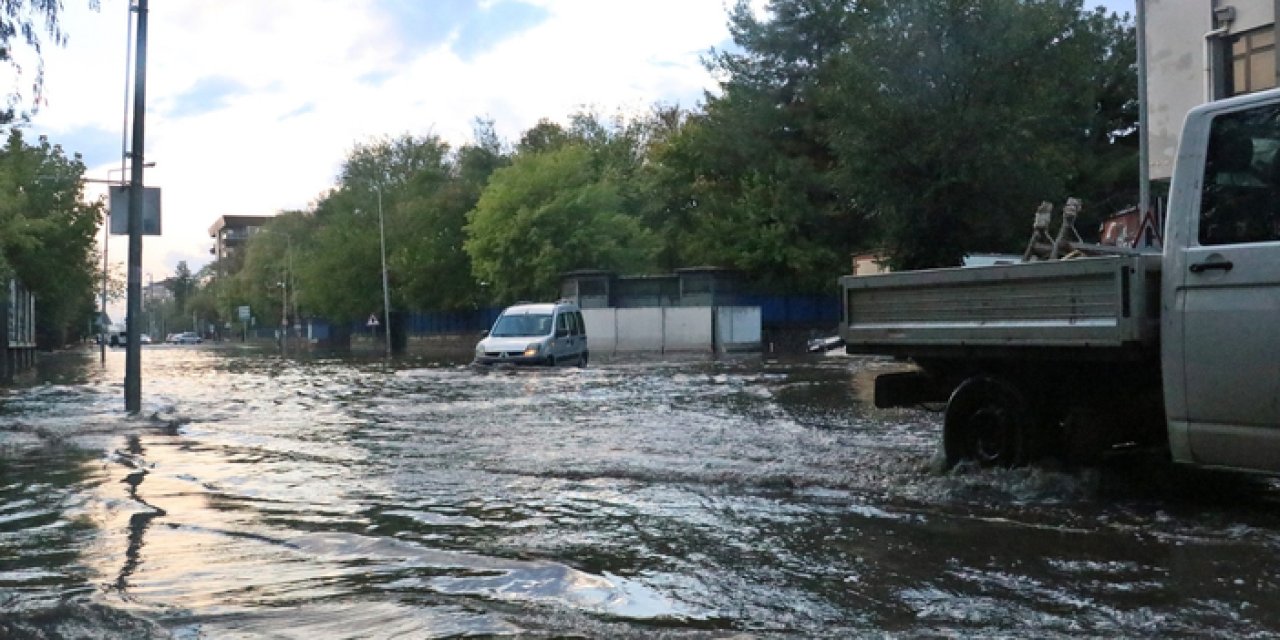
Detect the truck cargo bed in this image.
<box><xmin>839</xmin><ymin>255</ymin><xmax>1162</xmax><ymax>359</ymax></box>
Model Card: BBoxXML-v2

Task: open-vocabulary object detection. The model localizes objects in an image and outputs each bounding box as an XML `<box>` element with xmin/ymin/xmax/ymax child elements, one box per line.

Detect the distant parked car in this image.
<box><xmin>165</xmin><ymin>333</ymin><xmax>180</xmax><ymax>344</ymax></box>
<box><xmin>139</xmin><ymin>334</ymin><xmax>153</xmax><ymax>344</ymax></box>
<box><xmin>173</xmin><ymin>332</ymin><xmax>202</xmax><ymax>345</ymax></box>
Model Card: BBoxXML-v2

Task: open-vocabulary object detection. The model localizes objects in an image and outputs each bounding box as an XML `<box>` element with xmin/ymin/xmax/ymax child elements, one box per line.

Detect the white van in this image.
<box><xmin>474</xmin><ymin>301</ymin><xmax>588</xmax><ymax>367</ymax></box>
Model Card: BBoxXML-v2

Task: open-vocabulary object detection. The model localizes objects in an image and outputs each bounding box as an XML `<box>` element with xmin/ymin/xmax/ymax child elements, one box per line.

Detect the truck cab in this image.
<box><xmin>1163</xmin><ymin>90</ymin><xmax>1280</xmax><ymax>473</ymax></box>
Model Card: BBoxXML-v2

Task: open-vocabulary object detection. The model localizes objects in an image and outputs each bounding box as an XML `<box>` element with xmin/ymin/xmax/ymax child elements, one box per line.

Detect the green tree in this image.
<box><xmin>235</xmin><ymin>218</ymin><xmax>298</xmax><ymax>330</ymax></box>
<box><xmin>185</xmin><ymin>262</ymin><xmax>222</xmax><ymax>335</ymax></box>
<box><xmin>397</xmin><ymin>121</ymin><xmax>509</xmax><ymax>311</ymax></box>
<box><xmin>644</xmin><ymin>1</ymin><xmax>856</xmax><ymax>291</ymax></box>
<box><xmin>0</xmin><ymin>130</ymin><xmax>101</xmax><ymax>346</ymax></box>
<box><xmin>168</xmin><ymin>261</ymin><xmax>195</xmax><ymax>311</ymax></box>
<box><xmin>815</xmin><ymin>0</ymin><xmax>1136</xmax><ymax>268</ymax></box>
<box><xmin>300</xmin><ymin>134</ymin><xmax>458</xmax><ymax>322</ymax></box>
<box><xmin>465</xmin><ymin>143</ymin><xmax>658</xmax><ymax>302</ymax></box>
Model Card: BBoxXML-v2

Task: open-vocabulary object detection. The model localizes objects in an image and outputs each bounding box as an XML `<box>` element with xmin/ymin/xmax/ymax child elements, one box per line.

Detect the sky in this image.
<box><xmin>21</xmin><ymin>0</ymin><xmax>1134</xmax><ymax>295</ymax></box>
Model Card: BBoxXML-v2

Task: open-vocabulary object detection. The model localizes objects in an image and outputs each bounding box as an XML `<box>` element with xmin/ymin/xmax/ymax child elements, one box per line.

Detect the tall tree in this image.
<box><xmin>397</xmin><ymin>121</ymin><xmax>509</xmax><ymax>311</ymax></box>
<box><xmin>168</xmin><ymin>260</ymin><xmax>195</xmax><ymax>311</ymax></box>
<box><xmin>648</xmin><ymin>0</ymin><xmax>857</xmax><ymax>292</ymax></box>
<box><xmin>688</xmin><ymin>0</ymin><xmax>1137</xmax><ymax>274</ymax></box>
<box><xmin>816</xmin><ymin>0</ymin><xmax>1136</xmax><ymax>268</ymax></box>
<box><xmin>465</xmin><ymin>143</ymin><xmax>658</xmax><ymax>302</ymax></box>
<box><xmin>0</xmin><ymin>130</ymin><xmax>101</xmax><ymax>346</ymax></box>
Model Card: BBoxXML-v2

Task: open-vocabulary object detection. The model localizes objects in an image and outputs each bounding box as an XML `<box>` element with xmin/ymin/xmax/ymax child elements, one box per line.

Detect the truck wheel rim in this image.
<box><xmin>968</xmin><ymin>405</ymin><xmax>1015</xmax><ymax>464</ymax></box>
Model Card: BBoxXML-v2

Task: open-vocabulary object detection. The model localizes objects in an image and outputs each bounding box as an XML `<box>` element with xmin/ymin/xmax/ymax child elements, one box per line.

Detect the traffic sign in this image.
<box><xmin>367</xmin><ymin>314</ymin><xmax>380</xmax><ymax>327</ymax></box>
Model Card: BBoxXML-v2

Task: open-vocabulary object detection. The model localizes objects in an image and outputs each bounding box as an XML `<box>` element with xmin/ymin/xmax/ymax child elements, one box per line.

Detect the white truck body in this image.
<box><xmin>840</xmin><ymin>88</ymin><xmax>1280</xmax><ymax>475</ymax></box>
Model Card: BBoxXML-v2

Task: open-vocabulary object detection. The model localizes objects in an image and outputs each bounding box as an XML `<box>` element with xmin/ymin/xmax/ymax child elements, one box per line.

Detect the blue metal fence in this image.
<box><xmin>734</xmin><ymin>294</ymin><xmax>840</xmax><ymax>328</ymax></box>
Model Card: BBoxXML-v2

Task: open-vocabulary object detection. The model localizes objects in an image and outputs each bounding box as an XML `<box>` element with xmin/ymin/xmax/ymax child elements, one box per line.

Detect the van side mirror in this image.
<box><xmin>480</xmin><ymin>330</ymin><xmax>489</xmax><ymax>338</ymax></box>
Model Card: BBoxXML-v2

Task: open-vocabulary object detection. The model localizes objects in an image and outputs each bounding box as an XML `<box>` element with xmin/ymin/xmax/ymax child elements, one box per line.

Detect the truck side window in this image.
<box><xmin>1200</xmin><ymin>105</ymin><xmax>1280</xmax><ymax>245</ymax></box>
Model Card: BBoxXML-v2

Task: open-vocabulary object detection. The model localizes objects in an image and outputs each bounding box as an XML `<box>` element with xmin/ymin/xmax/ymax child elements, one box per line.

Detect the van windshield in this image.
<box><xmin>491</xmin><ymin>313</ymin><xmax>552</xmax><ymax>337</ymax></box>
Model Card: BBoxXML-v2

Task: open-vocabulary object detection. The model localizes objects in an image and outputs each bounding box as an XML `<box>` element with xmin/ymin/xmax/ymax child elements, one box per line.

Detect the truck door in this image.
<box><xmin>1174</xmin><ymin>101</ymin><xmax>1280</xmax><ymax>472</ymax></box>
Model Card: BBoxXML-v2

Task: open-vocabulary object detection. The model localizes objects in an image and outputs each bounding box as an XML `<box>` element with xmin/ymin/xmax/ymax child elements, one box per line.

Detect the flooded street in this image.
<box><xmin>2</xmin><ymin>346</ymin><xmax>1280</xmax><ymax>638</ymax></box>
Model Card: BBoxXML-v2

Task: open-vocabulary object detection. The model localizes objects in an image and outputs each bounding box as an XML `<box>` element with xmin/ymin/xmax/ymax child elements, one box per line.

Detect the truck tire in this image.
<box><xmin>943</xmin><ymin>376</ymin><xmax>1032</xmax><ymax>469</ymax></box>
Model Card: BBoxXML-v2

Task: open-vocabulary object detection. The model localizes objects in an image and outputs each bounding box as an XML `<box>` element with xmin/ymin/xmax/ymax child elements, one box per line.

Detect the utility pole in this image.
<box><xmin>1136</xmin><ymin>0</ymin><xmax>1150</xmax><ymax>227</ymax></box>
<box><xmin>124</xmin><ymin>0</ymin><xmax>148</xmax><ymax>413</ymax></box>
<box><xmin>376</xmin><ymin>186</ymin><xmax>391</xmax><ymax>359</ymax></box>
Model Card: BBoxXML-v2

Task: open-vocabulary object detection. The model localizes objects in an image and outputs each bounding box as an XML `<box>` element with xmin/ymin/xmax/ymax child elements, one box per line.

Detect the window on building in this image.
<box><xmin>1230</xmin><ymin>26</ymin><xmax>1277</xmax><ymax>96</ymax></box>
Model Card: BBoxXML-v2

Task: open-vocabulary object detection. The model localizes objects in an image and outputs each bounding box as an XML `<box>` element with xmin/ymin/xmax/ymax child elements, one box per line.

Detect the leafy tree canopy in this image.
<box><xmin>705</xmin><ymin>0</ymin><xmax>1136</xmax><ymax>271</ymax></box>
<box><xmin>0</xmin><ymin>129</ymin><xmax>101</xmax><ymax>345</ymax></box>
<box><xmin>465</xmin><ymin>142</ymin><xmax>658</xmax><ymax>302</ymax></box>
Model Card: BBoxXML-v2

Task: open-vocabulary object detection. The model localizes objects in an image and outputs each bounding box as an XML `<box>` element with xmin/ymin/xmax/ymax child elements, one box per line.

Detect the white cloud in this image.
<box><xmin>28</xmin><ymin>0</ymin><xmax>734</xmax><ymax>289</ymax></box>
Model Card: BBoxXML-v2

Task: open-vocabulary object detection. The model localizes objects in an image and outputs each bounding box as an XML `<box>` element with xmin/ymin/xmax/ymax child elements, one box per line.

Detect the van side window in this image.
<box><xmin>1200</xmin><ymin>104</ymin><xmax>1280</xmax><ymax>245</ymax></box>
<box><xmin>574</xmin><ymin>311</ymin><xmax>586</xmax><ymax>336</ymax></box>
<box><xmin>565</xmin><ymin>311</ymin><xmax>579</xmax><ymax>336</ymax></box>
<box><xmin>557</xmin><ymin>312</ymin><xmax>570</xmax><ymax>334</ymax></box>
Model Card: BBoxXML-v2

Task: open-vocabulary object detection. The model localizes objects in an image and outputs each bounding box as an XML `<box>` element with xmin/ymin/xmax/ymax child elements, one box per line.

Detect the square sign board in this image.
<box><xmin>108</xmin><ymin>185</ymin><xmax>162</xmax><ymax>235</ymax></box>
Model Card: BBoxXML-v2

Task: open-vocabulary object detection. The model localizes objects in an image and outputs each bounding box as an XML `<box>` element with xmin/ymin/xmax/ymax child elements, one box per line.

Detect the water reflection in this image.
<box><xmin>0</xmin><ymin>347</ymin><xmax>1278</xmax><ymax>637</ymax></box>
<box><xmin>111</xmin><ymin>435</ymin><xmax>166</xmax><ymax>597</ymax></box>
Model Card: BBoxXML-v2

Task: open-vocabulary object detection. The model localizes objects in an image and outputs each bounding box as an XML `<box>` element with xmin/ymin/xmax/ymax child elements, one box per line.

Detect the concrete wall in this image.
<box><xmin>582</xmin><ymin>306</ymin><xmax>761</xmax><ymax>353</ymax></box>
<box><xmin>716</xmin><ymin>306</ymin><xmax>762</xmax><ymax>352</ymax></box>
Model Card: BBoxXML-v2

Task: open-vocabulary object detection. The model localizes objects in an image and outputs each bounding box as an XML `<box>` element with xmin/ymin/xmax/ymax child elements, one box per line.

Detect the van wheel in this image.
<box><xmin>943</xmin><ymin>376</ymin><xmax>1031</xmax><ymax>469</ymax></box>
<box><xmin>546</xmin><ymin>356</ymin><xmax>555</xmax><ymax>367</ymax></box>
<box><xmin>578</xmin><ymin>351</ymin><xmax>588</xmax><ymax>368</ymax></box>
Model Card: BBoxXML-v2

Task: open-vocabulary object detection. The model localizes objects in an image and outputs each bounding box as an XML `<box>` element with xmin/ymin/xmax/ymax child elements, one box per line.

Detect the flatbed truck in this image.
<box><xmin>840</xmin><ymin>88</ymin><xmax>1280</xmax><ymax>475</ymax></box>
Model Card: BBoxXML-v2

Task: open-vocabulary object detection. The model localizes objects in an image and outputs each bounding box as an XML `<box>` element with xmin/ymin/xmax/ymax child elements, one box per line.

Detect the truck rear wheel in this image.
<box><xmin>944</xmin><ymin>376</ymin><xmax>1031</xmax><ymax>468</ymax></box>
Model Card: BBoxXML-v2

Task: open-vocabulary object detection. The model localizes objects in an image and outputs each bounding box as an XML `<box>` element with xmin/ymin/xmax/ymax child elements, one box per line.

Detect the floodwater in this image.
<box><xmin>2</xmin><ymin>345</ymin><xmax>1280</xmax><ymax>638</ymax></box>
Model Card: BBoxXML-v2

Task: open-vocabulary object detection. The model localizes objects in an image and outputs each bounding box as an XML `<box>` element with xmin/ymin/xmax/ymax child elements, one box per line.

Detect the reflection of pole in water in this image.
<box><xmin>112</xmin><ymin>435</ymin><xmax>166</xmax><ymax>595</ymax></box>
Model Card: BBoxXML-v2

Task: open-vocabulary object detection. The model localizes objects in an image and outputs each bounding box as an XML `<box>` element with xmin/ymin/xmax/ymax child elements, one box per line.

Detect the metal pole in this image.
<box><xmin>377</xmin><ymin>187</ymin><xmax>391</xmax><ymax>359</ymax></box>
<box><xmin>124</xmin><ymin>0</ymin><xmax>148</xmax><ymax>412</ymax></box>
<box><xmin>1136</xmin><ymin>0</ymin><xmax>1150</xmax><ymax>234</ymax></box>
<box><xmin>104</xmin><ymin>0</ymin><xmax>135</xmax><ymax>366</ymax></box>
<box><xmin>280</xmin><ymin>276</ymin><xmax>288</xmax><ymax>356</ymax></box>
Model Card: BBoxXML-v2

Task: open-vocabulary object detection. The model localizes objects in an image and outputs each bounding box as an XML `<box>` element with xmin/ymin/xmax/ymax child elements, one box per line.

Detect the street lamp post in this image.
<box><xmin>89</xmin><ymin>162</ymin><xmax>153</xmax><ymax>365</ymax></box>
<box><xmin>278</xmin><ymin>278</ymin><xmax>288</xmax><ymax>356</ymax></box>
<box><xmin>375</xmin><ymin>185</ymin><xmax>391</xmax><ymax>360</ymax></box>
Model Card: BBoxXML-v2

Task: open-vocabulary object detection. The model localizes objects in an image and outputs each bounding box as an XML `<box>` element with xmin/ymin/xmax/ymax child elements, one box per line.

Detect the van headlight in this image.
<box><xmin>475</xmin><ymin>343</ymin><xmax>485</xmax><ymax>356</ymax></box>
<box><xmin>523</xmin><ymin>343</ymin><xmax>541</xmax><ymax>357</ymax></box>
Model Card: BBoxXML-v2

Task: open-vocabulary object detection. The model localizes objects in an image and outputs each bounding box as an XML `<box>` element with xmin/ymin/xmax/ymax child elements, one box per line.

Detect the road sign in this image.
<box><xmin>367</xmin><ymin>314</ymin><xmax>380</xmax><ymax>327</ymax></box>
<box><xmin>238</xmin><ymin>305</ymin><xmax>251</xmax><ymax>321</ymax></box>
<box><xmin>108</xmin><ymin>186</ymin><xmax>163</xmax><ymax>235</ymax></box>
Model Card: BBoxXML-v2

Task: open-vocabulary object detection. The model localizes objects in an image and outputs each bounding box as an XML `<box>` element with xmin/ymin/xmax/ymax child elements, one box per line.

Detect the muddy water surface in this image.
<box><xmin>2</xmin><ymin>346</ymin><xmax>1279</xmax><ymax>638</ymax></box>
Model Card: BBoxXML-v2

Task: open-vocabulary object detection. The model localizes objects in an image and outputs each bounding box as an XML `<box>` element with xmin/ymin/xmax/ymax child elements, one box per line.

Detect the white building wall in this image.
<box><xmin>1146</xmin><ymin>1</ymin><xmax>1275</xmax><ymax>180</ymax></box>
<box><xmin>715</xmin><ymin>307</ymin><xmax>763</xmax><ymax>352</ymax></box>
<box><xmin>581</xmin><ymin>307</ymin><xmax>760</xmax><ymax>353</ymax></box>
